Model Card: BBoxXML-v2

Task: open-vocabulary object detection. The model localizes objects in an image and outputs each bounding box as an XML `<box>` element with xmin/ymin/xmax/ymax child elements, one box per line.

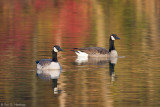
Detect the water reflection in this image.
<box><xmin>75</xmin><ymin>57</ymin><xmax>109</xmax><ymax>65</ymax></box>
<box><xmin>0</xmin><ymin>0</ymin><xmax>160</xmax><ymax>106</ymax></box>
<box><xmin>75</xmin><ymin>57</ymin><xmax>118</xmax><ymax>65</ymax></box>
<box><xmin>36</xmin><ymin>69</ymin><xmax>61</xmax><ymax>94</ymax></box>
<box><xmin>109</xmin><ymin>58</ymin><xmax>118</xmax><ymax>82</ymax></box>
<box><xmin>75</xmin><ymin>57</ymin><xmax>118</xmax><ymax>82</ymax></box>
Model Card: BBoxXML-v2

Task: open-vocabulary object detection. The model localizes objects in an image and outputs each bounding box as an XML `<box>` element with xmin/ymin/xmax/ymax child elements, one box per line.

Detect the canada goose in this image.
<box><xmin>36</xmin><ymin>45</ymin><xmax>63</xmax><ymax>70</ymax></box>
<box><xmin>72</xmin><ymin>34</ymin><xmax>120</xmax><ymax>58</ymax></box>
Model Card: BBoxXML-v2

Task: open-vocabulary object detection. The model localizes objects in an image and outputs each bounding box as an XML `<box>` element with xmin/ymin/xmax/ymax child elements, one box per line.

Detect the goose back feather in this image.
<box><xmin>72</xmin><ymin>34</ymin><xmax>120</xmax><ymax>58</ymax></box>
<box><xmin>73</xmin><ymin>47</ymin><xmax>109</xmax><ymax>57</ymax></box>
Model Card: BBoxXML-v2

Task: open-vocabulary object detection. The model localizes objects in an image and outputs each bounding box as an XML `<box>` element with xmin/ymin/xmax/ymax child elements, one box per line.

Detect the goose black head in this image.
<box><xmin>110</xmin><ymin>34</ymin><xmax>120</xmax><ymax>41</ymax></box>
<box><xmin>53</xmin><ymin>45</ymin><xmax>63</xmax><ymax>52</ymax></box>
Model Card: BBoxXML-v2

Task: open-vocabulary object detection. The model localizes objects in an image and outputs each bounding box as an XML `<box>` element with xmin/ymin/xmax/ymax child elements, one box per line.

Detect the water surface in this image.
<box><xmin>0</xmin><ymin>0</ymin><xmax>160</xmax><ymax>107</ymax></box>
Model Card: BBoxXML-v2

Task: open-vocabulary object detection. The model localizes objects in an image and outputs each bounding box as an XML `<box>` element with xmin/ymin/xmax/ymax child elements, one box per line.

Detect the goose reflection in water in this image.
<box><xmin>109</xmin><ymin>57</ymin><xmax>118</xmax><ymax>82</ymax></box>
<box><xmin>75</xmin><ymin>57</ymin><xmax>118</xmax><ymax>82</ymax></box>
<box><xmin>36</xmin><ymin>69</ymin><xmax>61</xmax><ymax>94</ymax></box>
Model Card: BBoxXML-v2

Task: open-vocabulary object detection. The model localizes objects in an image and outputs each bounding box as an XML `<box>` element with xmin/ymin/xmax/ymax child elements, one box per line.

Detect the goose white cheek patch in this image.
<box><xmin>111</xmin><ymin>36</ymin><xmax>115</xmax><ymax>40</ymax></box>
<box><xmin>54</xmin><ymin>47</ymin><xmax>58</xmax><ymax>52</ymax></box>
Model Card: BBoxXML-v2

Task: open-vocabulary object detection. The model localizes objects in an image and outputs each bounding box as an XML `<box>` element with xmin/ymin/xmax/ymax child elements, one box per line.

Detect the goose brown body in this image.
<box><xmin>73</xmin><ymin>47</ymin><xmax>109</xmax><ymax>57</ymax></box>
<box><xmin>72</xmin><ymin>34</ymin><xmax>120</xmax><ymax>58</ymax></box>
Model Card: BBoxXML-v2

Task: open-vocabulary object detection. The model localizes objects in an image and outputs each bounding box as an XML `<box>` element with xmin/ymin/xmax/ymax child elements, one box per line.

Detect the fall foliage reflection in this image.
<box><xmin>0</xmin><ymin>0</ymin><xmax>160</xmax><ymax>107</ymax></box>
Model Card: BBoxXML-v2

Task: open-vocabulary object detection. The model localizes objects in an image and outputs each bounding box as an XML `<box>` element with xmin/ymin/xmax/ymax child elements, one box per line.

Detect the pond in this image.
<box><xmin>0</xmin><ymin>0</ymin><xmax>160</xmax><ymax>107</ymax></box>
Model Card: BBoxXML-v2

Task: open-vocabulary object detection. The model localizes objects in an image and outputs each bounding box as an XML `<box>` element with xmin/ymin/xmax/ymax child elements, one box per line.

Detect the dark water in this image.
<box><xmin>0</xmin><ymin>0</ymin><xmax>160</xmax><ymax>107</ymax></box>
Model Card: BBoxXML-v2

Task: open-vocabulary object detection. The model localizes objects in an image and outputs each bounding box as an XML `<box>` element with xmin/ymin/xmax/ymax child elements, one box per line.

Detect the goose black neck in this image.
<box><xmin>52</xmin><ymin>51</ymin><xmax>58</xmax><ymax>62</ymax></box>
<box><xmin>109</xmin><ymin>38</ymin><xmax>115</xmax><ymax>52</ymax></box>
